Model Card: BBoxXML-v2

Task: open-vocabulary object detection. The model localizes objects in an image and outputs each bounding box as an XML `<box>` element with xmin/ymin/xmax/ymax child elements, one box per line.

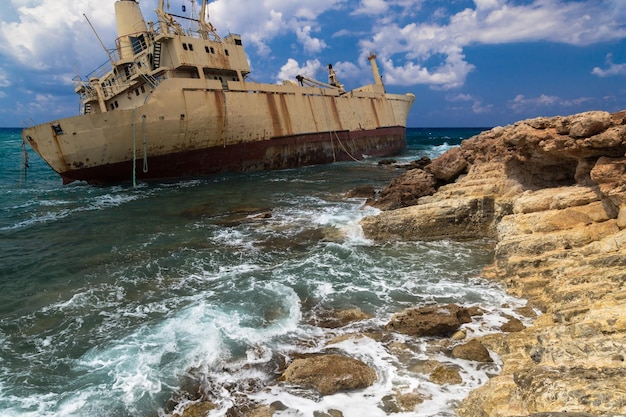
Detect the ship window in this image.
<box><xmin>135</xmin><ymin>89</ymin><xmax>140</xmax><ymax>96</ymax></box>
<box><xmin>234</xmin><ymin>39</ymin><xmax>242</xmax><ymax>46</ymax></box>
<box><xmin>183</xmin><ymin>43</ymin><xmax>188</xmax><ymax>51</ymax></box>
<box><xmin>211</xmin><ymin>47</ymin><xmax>215</xmax><ymax>54</ymax></box>
<box><xmin>188</xmin><ymin>43</ymin><xmax>194</xmax><ymax>51</ymax></box>
<box><xmin>51</xmin><ymin>123</ymin><xmax>64</xmax><ymax>135</ymax></box>
<box><xmin>130</xmin><ymin>35</ymin><xmax>146</xmax><ymax>55</ymax></box>
<box><xmin>225</xmin><ymin>49</ymin><xmax>229</xmax><ymax>56</ymax></box>
<box><xmin>111</xmin><ymin>103</ymin><xmax>115</xmax><ymax>111</ymax></box>
<box><xmin>115</xmin><ymin>101</ymin><xmax>119</xmax><ymax>108</ymax></box>
<box><xmin>205</xmin><ymin>46</ymin><xmax>209</xmax><ymax>53</ymax></box>
<box><xmin>141</xmin><ymin>85</ymin><xmax>145</xmax><ymax>93</ymax></box>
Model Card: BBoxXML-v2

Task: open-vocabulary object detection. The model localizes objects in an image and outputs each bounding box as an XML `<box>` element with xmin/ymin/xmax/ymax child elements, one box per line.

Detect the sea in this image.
<box><xmin>0</xmin><ymin>128</ymin><xmax>531</xmax><ymax>417</ymax></box>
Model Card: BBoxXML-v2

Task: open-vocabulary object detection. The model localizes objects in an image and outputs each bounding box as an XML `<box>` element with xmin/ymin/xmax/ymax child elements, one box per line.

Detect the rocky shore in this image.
<box><xmin>362</xmin><ymin>110</ymin><xmax>626</xmax><ymax>416</ymax></box>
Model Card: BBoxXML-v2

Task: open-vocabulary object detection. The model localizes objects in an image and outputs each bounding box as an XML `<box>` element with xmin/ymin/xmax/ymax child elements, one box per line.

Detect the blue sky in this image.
<box><xmin>0</xmin><ymin>0</ymin><xmax>625</xmax><ymax>127</ymax></box>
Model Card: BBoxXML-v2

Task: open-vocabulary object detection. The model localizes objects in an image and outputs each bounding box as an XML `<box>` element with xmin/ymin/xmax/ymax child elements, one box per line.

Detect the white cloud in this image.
<box><xmin>0</xmin><ymin>69</ymin><xmax>11</xmax><ymax>88</ymax></box>
<box><xmin>363</xmin><ymin>0</ymin><xmax>626</xmax><ymax>89</ymax></box>
<box><xmin>0</xmin><ymin>0</ymin><xmax>117</xmax><ymax>71</ymax></box>
<box><xmin>446</xmin><ymin>93</ymin><xmax>493</xmax><ymax>114</ymax></box>
<box><xmin>276</xmin><ymin>58</ymin><xmax>322</xmax><ymax>82</ymax></box>
<box><xmin>509</xmin><ymin>94</ymin><xmax>592</xmax><ymax>113</ymax></box>
<box><xmin>352</xmin><ymin>0</ymin><xmax>389</xmax><ymax>16</ymax></box>
<box><xmin>296</xmin><ymin>25</ymin><xmax>327</xmax><ymax>54</ymax></box>
<box><xmin>210</xmin><ymin>0</ymin><xmax>342</xmax><ymax>56</ymax></box>
<box><xmin>592</xmin><ymin>53</ymin><xmax>626</xmax><ymax>77</ymax></box>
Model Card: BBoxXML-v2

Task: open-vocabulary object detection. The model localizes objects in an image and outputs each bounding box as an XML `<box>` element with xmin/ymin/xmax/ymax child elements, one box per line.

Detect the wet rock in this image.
<box><xmin>430</xmin><ymin>364</ymin><xmax>463</xmax><ymax>385</ymax></box>
<box><xmin>368</xmin><ymin>168</ymin><xmax>438</xmax><ymax>211</ymax></box>
<box><xmin>327</xmin><ymin>332</ymin><xmax>380</xmax><ymax>345</ymax></box>
<box><xmin>451</xmin><ymin>330</ymin><xmax>467</xmax><ymax>340</ymax></box>
<box><xmin>407</xmin><ymin>156</ymin><xmax>432</xmax><ymax>170</ymax></box>
<box><xmin>386</xmin><ymin>304</ymin><xmax>472</xmax><ymax>337</ymax></box>
<box><xmin>501</xmin><ymin>316</ymin><xmax>526</xmax><ymax>332</ymax></box>
<box><xmin>281</xmin><ymin>354</ymin><xmax>377</xmax><ymax>395</ymax></box>
<box><xmin>313</xmin><ymin>409</ymin><xmax>344</xmax><ymax>417</ymax></box>
<box><xmin>380</xmin><ymin>390</ymin><xmax>428</xmax><ymax>413</ymax></box>
<box><xmin>427</xmin><ymin>146</ymin><xmax>468</xmax><ymax>182</ymax></box>
<box><xmin>345</xmin><ymin>185</ymin><xmax>376</xmax><ymax>199</ymax></box>
<box><xmin>174</xmin><ymin>401</ymin><xmax>217</xmax><ymax>417</ymax></box>
<box><xmin>310</xmin><ymin>308</ymin><xmax>372</xmax><ymax>329</ymax></box>
<box><xmin>451</xmin><ymin>339</ymin><xmax>493</xmax><ymax>363</ymax></box>
<box><xmin>245</xmin><ymin>401</ymin><xmax>288</xmax><ymax>417</ymax></box>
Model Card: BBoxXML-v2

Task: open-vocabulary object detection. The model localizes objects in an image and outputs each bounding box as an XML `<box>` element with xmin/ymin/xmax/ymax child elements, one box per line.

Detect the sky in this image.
<box><xmin>0</xmin><ymin>0</ymin><xmax>625</xmax><ymax>127</ymax></box>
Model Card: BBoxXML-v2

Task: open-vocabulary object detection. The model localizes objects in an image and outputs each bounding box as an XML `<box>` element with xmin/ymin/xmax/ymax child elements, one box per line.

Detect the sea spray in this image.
<box><xmin>0</xmin><ymin>127</ymin><xmax>534</xmax><ymax>417</ymax></box>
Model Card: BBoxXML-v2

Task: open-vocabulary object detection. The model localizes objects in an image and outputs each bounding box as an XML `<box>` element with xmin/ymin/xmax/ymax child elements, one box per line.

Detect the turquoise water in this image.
<box><xmin>0</xmin><ymin>128</ymin><xmax>527</xmax><ymax>417</ymax></box>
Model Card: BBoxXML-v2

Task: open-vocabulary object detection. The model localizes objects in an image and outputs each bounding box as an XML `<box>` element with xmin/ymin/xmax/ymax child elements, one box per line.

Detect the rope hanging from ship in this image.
<box><xmin>319</xmin><ymin>90</ymin><xmax>366</xmax><ymax>165</ymax></box>
<box><xmin>132</xmin><ymin>107</ymin><xmax>137</xmax><ymax>188</ymax></box>
<box><xmin>142</xmin><ymin>115</ymin><xmax>149</xmax><ymax>174</ymax></box>
<box><xmin>19</xmin><ymin>138</ymin><xmax>29</xmax><ymax>187</ymax></box>
<box><xmin>131</xmin><ymin>109</ymin><xmax>149</xmax><ymax>188</ymax></box>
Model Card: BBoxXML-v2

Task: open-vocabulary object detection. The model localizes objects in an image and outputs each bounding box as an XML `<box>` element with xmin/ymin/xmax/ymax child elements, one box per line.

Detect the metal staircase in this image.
<box><xmin>140</xmin><ymin>72</ymin><xmax>160</xmax><ymax>89</ymax></box>
<box><xmin>152</xmin><ymin>42</ymin><xmax>162</xmax><ymax>70</ymax></box>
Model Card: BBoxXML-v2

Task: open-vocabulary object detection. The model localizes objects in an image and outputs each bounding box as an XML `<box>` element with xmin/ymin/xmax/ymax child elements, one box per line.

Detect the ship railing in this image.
<box><xmin>82</xmin><ymin>48</ymin><xmax>121</xmax><ymax>82</ymax></box>
<box><xmin>155</xmin><ymin>16</ymin><xmax>222</xmax><ymax>41</ymax></box>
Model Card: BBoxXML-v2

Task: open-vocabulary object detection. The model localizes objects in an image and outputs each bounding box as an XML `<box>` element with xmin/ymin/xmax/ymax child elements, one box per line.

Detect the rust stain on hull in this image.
<box><xmin>61</xmin><ymin>126</ymin><xmax>406</xmax><ymax>185</ymax></box>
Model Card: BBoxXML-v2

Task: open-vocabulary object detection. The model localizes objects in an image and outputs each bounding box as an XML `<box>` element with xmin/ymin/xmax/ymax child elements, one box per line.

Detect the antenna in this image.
<box><xmin>83</xmin><ymin>14</ymin><xmax>115</xmax><ymax>66</ymax></box>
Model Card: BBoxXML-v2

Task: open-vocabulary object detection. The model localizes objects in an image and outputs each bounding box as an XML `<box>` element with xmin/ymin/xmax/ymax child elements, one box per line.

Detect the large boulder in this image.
<box><xmin>451</xmin><ymin>339</ymin><xmax>493</xmax><ymax>363</ymax></box>
<box><xmin>281</xmin><ymin>354</ymin><xmax>377</xmax><ymax>395</ymax></box>
<box><xmin>386</xmin><ymin>304</ymin><xmax>472</xmax><ymax>337</ymax></box>
<box><xmin>370</xmin><ymin>168</ymin><xmax>438</xmax><ymax>210</ymax></box>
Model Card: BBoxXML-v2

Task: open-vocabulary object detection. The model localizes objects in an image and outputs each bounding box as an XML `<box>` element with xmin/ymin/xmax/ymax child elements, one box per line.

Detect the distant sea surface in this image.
<box><xmin>0</xmin><ymin>128</ymin><xmax>529</xmax><ymax>417</ymax></box>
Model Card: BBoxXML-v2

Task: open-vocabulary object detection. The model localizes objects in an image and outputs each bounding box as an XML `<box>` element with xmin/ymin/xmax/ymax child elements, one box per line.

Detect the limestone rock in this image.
<box><xmin>370</xmin><ymin>168</ymin><xmax>438</xmax><ymax>210</ymax></box>
<box><xmin>500</xmin><ymin>317</ymin><xmax>525</xmax><ymax>333</ymax></box>
<box><xmin>386</xmin><ymin>304</ymin><xmax>472</xmax><ymax>337</ymax></box>
<box><xmin>430</xmin><ymin>364</ymin><xmax>463</xmax><ymax>385</ymax></box>
<box><xmin>452</xmin><ymin>339</ymin><xmax>493</xmax><ymax>363</ymax></box>
<box><xmin>360</xmin><ymin>110</ymin><xmax>626</xmax><ymax>416</ymax></box>
<box><xmin>380</xmin><ymin>389</ymin><xmax>428</xmax><ymax>413</ymax></box>
<box><xmin>174</xmin><ymin>401</ymin><xmax>216</xmax><ymax>417</ymax></box>
<box><xmin>427</xmin><ymin>146</ymin><xmax>468</xmax><ymax>182</ymax></box>
<box><xmin>310</xmin><ymin>308</ymin><xmax>372</xmax><ymax>329</ymax></box>
<box><xmin>314</xmin><ymin>410</ymin><xmax>344</xmax><ymax>417</ymax></box>
<box><xmin>281</xmin><ymin>354</ymin><xmax>377</xmax><ymax>395</ymax></box>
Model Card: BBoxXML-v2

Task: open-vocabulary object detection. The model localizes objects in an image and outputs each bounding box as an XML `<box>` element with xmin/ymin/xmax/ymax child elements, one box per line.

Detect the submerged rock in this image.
<box><xmin>173</xmin><ymin>401</ymin><xmax>216</xmax><ymax>417</ymax></box>
<box><xmin>430</xmin><ymin>364</ymin><xmax>463</xmax><ymax>385</ymax></box>
<box><xmin>386</xmin><ymin>304</ymin><xmax>472</xmax><ymax>337</ymax></box>
<box><xmin>280</xmin><ymin>354</ymin><xmax>377</xmax><ymax>395</ymax></box>
<box><xmin>309</xmin><ymin>307</ymin><xmax>372</xmax><ymax>329</ymax></box>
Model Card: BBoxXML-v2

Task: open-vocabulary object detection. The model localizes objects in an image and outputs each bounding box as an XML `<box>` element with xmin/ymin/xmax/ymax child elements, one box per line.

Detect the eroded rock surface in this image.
<box><xmin>386</xmin><ymin>304</ymin><xmax>472</xmax><ymax>337</ymax></box>
<box><xmin>280</xmin><ymin>354</ymin><xmax>377</xmax><ymax>395</ymax></box>
<box><xmin>362</xmin><ymin>110</ymin><xmax>626</xmax><ymax>416</ymax></box>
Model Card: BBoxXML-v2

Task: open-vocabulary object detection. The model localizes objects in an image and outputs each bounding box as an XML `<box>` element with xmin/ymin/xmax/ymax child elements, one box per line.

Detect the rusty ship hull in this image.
<box><xmin>21</xmin><ymin>0</ymin><xmax>415</xmax><ymax>185</ymax></box>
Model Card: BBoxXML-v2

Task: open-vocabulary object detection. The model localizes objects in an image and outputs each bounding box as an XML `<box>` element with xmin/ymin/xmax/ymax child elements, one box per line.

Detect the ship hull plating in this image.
<box><xmin>55</xmin><ymin>127</ymin><xmax>406</xmax><ymax>185</ymax></box>
<box><xmin>23</xmin><ymin>78</ymin><xmax>414</xmax><ymax>185</ymax></box>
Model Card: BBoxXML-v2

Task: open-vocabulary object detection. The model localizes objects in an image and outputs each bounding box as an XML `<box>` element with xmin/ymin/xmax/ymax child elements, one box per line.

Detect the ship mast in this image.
<box><xmin>198</xmin><ymin>0</ymin><xmax>221</xmax><ymax>41</ymax></box>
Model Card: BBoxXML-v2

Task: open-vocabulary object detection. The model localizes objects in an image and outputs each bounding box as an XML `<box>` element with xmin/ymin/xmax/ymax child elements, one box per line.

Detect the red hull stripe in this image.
<box><xmin>61</xmin><ymin>126</ymin><xmax>406</xmax><ymax>185</ymax></box>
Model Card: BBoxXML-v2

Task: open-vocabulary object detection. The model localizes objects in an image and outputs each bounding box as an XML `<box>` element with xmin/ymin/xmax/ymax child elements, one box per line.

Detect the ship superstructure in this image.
<box><xmin>22</xmin><ymin>0</ymin><xmax>415</xmax><ymax>185</ymax></box>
